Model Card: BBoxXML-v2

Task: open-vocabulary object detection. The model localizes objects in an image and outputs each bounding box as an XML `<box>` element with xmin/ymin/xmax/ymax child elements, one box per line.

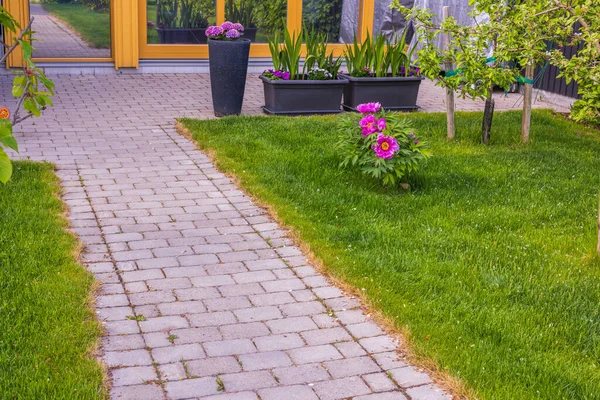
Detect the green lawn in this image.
<box><xmin>0</xmin><ymin>162</ymin><xmax>105</xmax><ymax>398</ymax></box>
<box><xmin>42</xmin><ymin>3</ymin><xmax>110</xmax><ymax>49</ymax></box>
<box><xmin>181</xmin><ymin>110</ymin><xmax>600</xmax><ymax>400</ymax></box>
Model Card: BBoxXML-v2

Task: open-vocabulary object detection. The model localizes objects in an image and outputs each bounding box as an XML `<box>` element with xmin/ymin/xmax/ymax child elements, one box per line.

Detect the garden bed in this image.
<box><xmin>0</xmin><ymin>162</ymin><xmax>104</xmax><ymax>398</ymax></box>
<box><xmin>180</xmin><ymin>110</ymin><xmax>600</xmax><ymax>400</ymax></box>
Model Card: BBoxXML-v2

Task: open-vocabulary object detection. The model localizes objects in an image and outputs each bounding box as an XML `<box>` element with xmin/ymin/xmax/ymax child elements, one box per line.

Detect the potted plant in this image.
<box><xmin>226</xmin><ymin>0</ymin><xmax>258</xmax><ymax>42</ymax></box>
<box><xmin>260</xmin><ymin>29</ymin><xmax>348</xmax><ymax>115</ymax></box>
<box><xmin>156</xmin><ymin>0</ymin><xmax>210</xmax><ymax>44</ymax></box>
<box><xmin>340</xmin><ymin>33</ymin><xmax>424</xmax><ymax>111</ymax></box>
<box><xmin>207</xmin><ymin>22</ymin><xmax>251</xmax><ymax>117</ymax></box>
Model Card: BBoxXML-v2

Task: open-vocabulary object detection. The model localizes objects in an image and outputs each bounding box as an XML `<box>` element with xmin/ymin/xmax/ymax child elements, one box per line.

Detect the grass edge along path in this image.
<box><xmin>180</xmin><ymin>110</ymin><xmax>600</xmax><ymax>400</ymax></box>
<box><xmin>0</xmin><ymin>161</ymin><xmax>106</xmax><ymax>399</ymax></box>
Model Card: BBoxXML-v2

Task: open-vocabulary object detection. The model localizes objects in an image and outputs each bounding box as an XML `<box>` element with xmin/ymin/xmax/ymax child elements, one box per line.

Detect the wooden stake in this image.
<box><xmin>597</xmin><ymin>194</ymin><xmax>600</xmax><ymax>255</ymax></box>
<box><xmin>521</xmin><ymin>64</ymin><xmax>534</xmax><ymax>143</ymax></box>
<box><xmin>482</xmin><ymin>97</ymin><xmax>494</xmax><ymax>145</ymax></box>
<box><xmin>443</xmin><ymin>6</ymin><xmax>455</xmax><ymax>140</ymax></box>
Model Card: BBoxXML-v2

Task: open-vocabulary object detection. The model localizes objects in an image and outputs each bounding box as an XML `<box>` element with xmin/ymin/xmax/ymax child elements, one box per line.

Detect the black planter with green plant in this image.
<box><xmin>260</xmin><ymin>29</ymin><xmax>348</xmax><ymax>115</ymax></box>
<box><xmin>341</xmin><ymin>33</ymin><xmax>424</xmax><ymax>111</ymax></box>
<box><xmin>156</xmin><ymin>0</ymin><xmax>211</xmax><ymax>44</ymax></box>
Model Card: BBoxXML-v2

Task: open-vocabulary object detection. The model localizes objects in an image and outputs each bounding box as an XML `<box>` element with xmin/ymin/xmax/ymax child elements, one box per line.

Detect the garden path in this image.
<box><xmin>30</xmin><ymin>3</ymin><xmax>110</xmax><ymax>59</ymax></box>
<box><xmin>3</xmin><ymin>73</ymin><xmax>566</xmax><ymax>400</ymax></box>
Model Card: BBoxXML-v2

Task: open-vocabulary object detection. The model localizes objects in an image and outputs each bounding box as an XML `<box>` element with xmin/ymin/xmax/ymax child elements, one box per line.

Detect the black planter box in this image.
<box><xmin>340</xmin><ymin>74</ymin><xmax>424</xmax><ymax>112</ymax></box>
<box><xmin>158</xmin><ymin>28</ymin><xmax>208</xmax><ymax>44</ymax></box>
<box><xmin>243</xmin><ymin>27</ymin><xmax>258</xmax><ymax>42</ymax></box>
<box><xmin>260</xmin><ymin>75</ymin><xmax>349</xmax><ymax>115</ymax></box>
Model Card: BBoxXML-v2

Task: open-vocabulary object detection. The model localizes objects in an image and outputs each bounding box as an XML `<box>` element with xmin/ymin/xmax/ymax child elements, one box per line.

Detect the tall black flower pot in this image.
<box><xmin>208</xmin><ymin>39</ymin><xmax>251</xmax><ymax>117</ymax></box>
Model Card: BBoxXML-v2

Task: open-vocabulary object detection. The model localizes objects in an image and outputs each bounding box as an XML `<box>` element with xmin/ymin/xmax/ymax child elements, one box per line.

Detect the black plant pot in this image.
<box><xmin>243</xmin><ymin>27</ymin><xmax>258</xmax><ymax>42</ymax></box>
<box><xmin>157</xmin><ymin>28</ymin><xmax>208</xmax><ymax>44</ymax></box>
<box><xmin>340</xmin><ymin>74</ymin><xmax>424</xmax><ymax>112</ymax></box>
<box><xmin>208</xmin><ymin>39</ymin><xmax>251</xmax><ymax>117</ymax></box>
<box><xmin>260</xmin><ymin>75</ymin><xmax>349</xmax><ymax>115</ymax></box>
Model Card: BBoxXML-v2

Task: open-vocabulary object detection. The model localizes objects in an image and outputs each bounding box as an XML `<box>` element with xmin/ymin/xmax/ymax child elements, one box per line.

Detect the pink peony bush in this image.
<box><xmin>336</xmin><ymin>103</ymin><xmax>431</xmax><ymax>186</ymax></box>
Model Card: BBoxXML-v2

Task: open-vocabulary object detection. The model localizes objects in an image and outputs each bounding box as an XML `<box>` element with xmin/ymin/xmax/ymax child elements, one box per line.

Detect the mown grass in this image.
<box><xmin>42</xmin><ymin>3</ymin><xmax>111</xmax><ymax>49</ymax></box>
<box><xmin>182</xmin><ymin>110</ymin><xmax>600</xmax><ymax>400</ymax></box>
<box><xmin>0</xmin><ymin>162</ymin><xmax>104</xmax><ymax>399</ymax></box>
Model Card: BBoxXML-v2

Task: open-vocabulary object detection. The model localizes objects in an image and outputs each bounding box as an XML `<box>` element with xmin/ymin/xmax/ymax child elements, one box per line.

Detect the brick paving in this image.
<box><xmin>31</xmin><ymin>3</ymin><xmax>110</xmax><ymax>59</ymax></box>
<box><xmin>1</xmin><ymin>73</ymin><xmax>566</xmax><ymax>400</ymax></box>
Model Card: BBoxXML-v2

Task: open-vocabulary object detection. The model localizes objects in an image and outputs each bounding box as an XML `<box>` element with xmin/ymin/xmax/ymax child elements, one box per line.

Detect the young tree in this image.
<box><xmin>0</xmin><ymin>7</ymin><xmax>54</xmax><ymax>184</ymax></box>
<box><xmin>393</xmin><ymin>0</ymin><xmax>600</xmax><ymax>140</ymax></box>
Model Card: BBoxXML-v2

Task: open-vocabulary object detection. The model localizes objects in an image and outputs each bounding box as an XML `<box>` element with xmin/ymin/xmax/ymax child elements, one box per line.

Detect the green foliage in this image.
<box><xmin>157</xmin><ymin>0</ymin><xmax>212</xmax><ymax>29</ymax></box>
<box><xmin>394</xmin><ymin>0</ymin><xmax>600</xmax><ymax>125</ymax></box>
<box><xmin>225</xmin><ymin>0</ymin><xmax>255</xmax><ymax>28</ymax></box>
<box><xmin>254</xmin><ymin>0</ymin><xmax>286</xmax><ymax>35</ymax></box>
<box><xmin>302</xmin><ymin>0</ymin><xmax>343</xmax><ymax>41</ymax></box>
<box><xmin>267</xmin><ymin>27</ymin><xmax>343</xmax><ymax>80</ymax></box>
<box><xmin>0</xmin><ymin>162</ymin><xmax>105</xmax><ymax>398</ymax></box>
<box><xmin>182</xmin><ymin>111</ymin><xmax>600</xmax><ymax>400</ymax></box>
<box><xmin>344</xmin><ymin>32</ymin><xmax>419</xmax><ymax>78</ymax></box>
<box><xmin>0</xmin><ymin>6</ymin><xmax>54</xmax><ymax>184</ymax></box>
<box><xmin>336</xmin><ymin>110</ymin><xmax>431</xmax><ymax>186</ymax></box>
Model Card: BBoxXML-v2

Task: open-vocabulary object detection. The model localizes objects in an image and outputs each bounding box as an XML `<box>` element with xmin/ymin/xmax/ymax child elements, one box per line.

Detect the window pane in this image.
<box><xmin>373</xmin><ymin>0</ymin><xmax>413</xmax><ymax>43</ymax></box>
<box><xmin>147</xmin><ymin>0</ymin><xmax>216</xmax><ymax>44</ymax></box>
<box><xmin>31</xmin><ymin>0</ymin><xmax>111</xmax><ymax>58</ymax></box>
<box><xmin>225</xmin><ymin>0</ymin><xmax>287</xmax><ymax>44</ymax></box>
<box><xmin>302</xmin><ymin>0</ymin><xmax>349</xmax><ymax>43</ymax></box>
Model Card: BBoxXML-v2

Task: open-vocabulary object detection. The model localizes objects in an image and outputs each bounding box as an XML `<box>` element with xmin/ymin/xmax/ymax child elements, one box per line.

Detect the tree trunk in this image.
<box><xmin>443</xmin><ymin>6</ymin><xmax>455</xmax><ymax>140</ymax></box>
<box><xmin>521</xmin><ymin>64</ymin><xmax>534</xmax><ymax>143</ymax></box>
<box><xmin>482</xmin><ymin>96</ymin><xmax>494</xmax><ymax>145</ymax></box>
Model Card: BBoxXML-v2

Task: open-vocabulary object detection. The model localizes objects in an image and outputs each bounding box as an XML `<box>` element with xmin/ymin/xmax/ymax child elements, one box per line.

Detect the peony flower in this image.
<box><xmin>222</xmin><ymin>21</ymin><xmax>234</xmax><ymax>30</ymax></box>
<box><xmin>226</xmin><ymin>29</ymin><xmax>241</xmax><ymax>39</ymax></box>
<box><xmin>233</xmin><ymin>23</ymin><xmax>245</xmax><ymax>32</ymax></box>
<box><xmin>206</xmin><ymin>25</ymin><xmax>224</xmax><ymax>37</ymax></box>
<box><xmin>377</xmin><ymin>118</ymin><xmax>386</xmax><ymax>132</ymax></box>
<box><xmin>360</xmin><ymin>115</ymin><xmax>378</xmax><ymax>136</ymax></box>
<box><xmin>373</xmin><ymin>134</ymin><xmax>400</xmax><ymax>159</ymax></box>
<box><xmin>356</xmin><ymin>102</ymin><xmax>381</xmax><ymax>114</ymax></box>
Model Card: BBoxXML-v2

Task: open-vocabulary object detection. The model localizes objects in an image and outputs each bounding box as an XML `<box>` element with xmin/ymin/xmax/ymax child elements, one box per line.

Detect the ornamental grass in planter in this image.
<box><xmin>341</xmin><ymin>33</ymin><xmax>424</xmax><ymax>112</ymax></box>
<box><xmin>155</xmin><ymin>0</ymin><xmax>211</xmax><ymax>44</ymax></box>
<box><xmin>260</xmin><ymin>29</ymin><xmax>348</xmax><ymax>115</ymax></box>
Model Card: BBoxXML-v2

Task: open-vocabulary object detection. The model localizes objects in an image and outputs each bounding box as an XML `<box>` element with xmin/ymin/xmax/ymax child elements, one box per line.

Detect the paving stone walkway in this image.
<box><xmin>30</xmin><ymin>3</ymin><xmax>110</xmax><ymax>59</ymax></box>
<box><xmin>2</xmin><ymin>73</ymin><xmax>566</xmax><ymax>400</ymax></box>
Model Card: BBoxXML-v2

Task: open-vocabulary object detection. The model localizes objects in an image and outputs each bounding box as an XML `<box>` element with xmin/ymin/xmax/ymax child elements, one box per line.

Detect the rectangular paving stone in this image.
<box><xmin>324</xmin><ymin>356</ymin><xmax>381</xmax><ymax>379</ymax></box>
<box><xmin>346</xmin><ymin>322</ymin><xmax>385</xmax><ymax>339</ymax></box>
<box><xmin>175</xmin><ymin>287</ymin><xmax>221</xmax><ymax>301</ymax></box>
<box><xmin>244</xmin><ymin>259</ymin><xmax>287</xmax><ymax>271</ymax></box>
<box><xmin>301</xmin><ymin>327</ymin><xmax>353</xmax><ymax>346</ymax></box>
<box><xmin>130</xmin><ymin>291</ymin><xmax>176</xmax><ymax>305</ymax></box>
<box><xmin>280</xmin><ymin>301</ymin><xmax>325</xmax><ymax>317</ymax></box>
<box><xmin>261</xmin><ymin>278</ymin><xmax>306</xmax><ymax>293</ymax></box>
<box><xmin>187</xmin><ymin>310</ymin><xmax>237</xmax><ymax>327</ymax></box>
<box><xmin>249</xmin><ymin>292</ymin><xmax>295</xmax><ymax>306</ymax></box>
<box><xmin>111</xmin><ymin>384</ymin><xmax>165</xmax><ymax>400</ymax></box>
<box><xmin>335</xmin><ymin>341</ymin><xmax>367</xmax><ymax>358</ymax></box>
<box><xmin>103</xmin><ymin>334</ymin><xmax>146</xmax><ymax>352</ymax></box>
<box><xmin>204</xmin><ymin>296</ymin><xmax>252</xmax><ymax>312</ymax></box>
<box><xmin>253</xmin><ymin>333</ymin><xmax>304</xmax><ymax>352</ymax></box>
<box><xmin>158</xmin><ymin>362</ymin><xmax>187</xmax><ymax>382</ymax></box>
<box><xmin>219</xmin><ymin>283</ymin><xmax>265</xmax><ymax>297</ymax></box>
<box><xmin>164</xmin><ymin>377</ymin><xmax>219</xmax><ymax>399</ymax></box>
<box><xmin>146</xmin><ymin>277</ymin><xmax>192</xmax><ymax>291</ymax></box>
<box><xmin>152</xmin><ymin>343</ymin><xmax>206</xmax><ymax>363</ymax></box>
<box><xmin>219</xmin><ymin>371</ymin><xmax>277</xmax><ymax>392</ymax></box>
<box><xmin>389</xmin><ymin>367</ymin><xmax>433</xmax><ymax>388</ymax></box>
<box><xmin>288</xmin><ymin>344</ymin><xmax>343</xmax><ymax>364</ymax></box>
<box><xmin>157</xmin><ymin>300</ymin><xmax>206</xmax><ymax>316</ymax></box>
<box><xmin>112</xmin><ymin>366</ymin><xmax>157</xmax><ymax>387</ymax></box>
<box><xmin>232</xmin><ymin>270</ymin><xmax>276</xmax><ymax>284</ymax></box>
<box><xmin>258</xmin><ymin>385</ymin><xmax>319</xmax><ymax>400</ymax></box>
<box><xmin>171</xmin><ymin>327</ymin><xmax>222</xmax><ymax>344</ymax></box>
<box><xmin>272</xmin><ymin>363</ymin><xmax>331</xmax><ymax>385</ymax></box>
<box><xmin>220</xmin><ymin>322</ymin><xmax>270</xmax><ymax>340</ymax></box>
<box><xmin>359</xmin><ymin>336</ymin><xmax>398</xmax><ymax>354</ymax></box>
<box><xmin>234</xmin><ymin>306</ymin><xmax>282</xmax><ymax>323</ymax></box>
<box><xmin>238</xmin><ymin>351</ymin><xmax>293</xmax><ymax>371</ymax></box>
<box><xmin>406</xmin><ymin>384</ymin><xmax>452</xmax><ymax>400</ymax></box>
<box><xmin>312</xmin><ymin>376</ymin><xmax>372</xmax><ymax>400</ymax></box>
<box><xmin>104</xmin><ymin>349</ymin><xmax>153</xmax><ymax>367</ymax></box>
<box><xmin>163</xmin><ymin>266</ymin><xmax>207</xmax><ymax>278</ymax></box>
<box><xmin>204</xmin><ymin>338</ymin><xmax>257</xmax><ymax>357</ymax></box>
<box><xmin>186</xmin><ymin>356</ymin><xmax>242</xmax><ymax>377</ymax></box>
<box><xmin>204</xmin><ymin>262</ymin><xmax>247</xmax><ymax>276</ymax></box>
<box><xmin>97</xmin><ymin>294</ymin><xmax>129</xmax><ymax>308</ymax></box>
<box><xmin>363</xmin><ymin>372</ymin><xmax>398</xmax><ymax>393</ymax></box>
<box><xmin>191</xmin><ymin>275</ymin><xmax>235</xmax><ymax>287</ymax></box>
<box><xmin>266</xmin><ymin>316</ymin><xmax>318</xmax><ymax>334</ymax></box>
